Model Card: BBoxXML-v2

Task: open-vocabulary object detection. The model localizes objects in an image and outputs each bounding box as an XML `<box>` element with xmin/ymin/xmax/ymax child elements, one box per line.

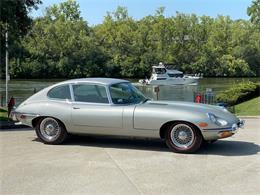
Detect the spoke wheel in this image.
<box><xmin>170</xmin><ymin>124</ymin><xmax>195</xmax><ymax>149</ymax></box>
<box><xmin>36</xmin><ymin>117</ymin><xmax>68</xmax><ymax>144</ymax></box>
<box><xmin>165</xmin><ymin>122</ymin><xmax>202</xmax><ymax>153</ymax></box>
<box><xmin>40</xmin><ymin>118</ymin><xmax>61</xmax><ymax>141</ymax></box>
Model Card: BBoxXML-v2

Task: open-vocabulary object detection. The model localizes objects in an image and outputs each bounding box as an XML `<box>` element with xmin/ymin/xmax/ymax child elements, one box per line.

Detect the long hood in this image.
<box><xmin>145</xmin><ymin>101</ymin><xmax>235</xmax><ymax>119</ymax></box>
<box><xmin>145</xmin><ymin>100</ymin><xmax>225</xmax><ymax>115</ymax></box>
<box><xmin>133</xmin><ymin>100</ymin><xmax>238</xmax><ymax>130</ymax></box>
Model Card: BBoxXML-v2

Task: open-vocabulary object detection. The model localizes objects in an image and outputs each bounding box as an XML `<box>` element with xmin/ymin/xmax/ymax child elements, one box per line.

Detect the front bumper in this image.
<box><xmin>202</xmin><ymin>118</ymin><xmax>245</xmax><ymax>140</ymax></box>
<box><xmin>11</xmin><ymin>111</ymin><xmax>39</xmax><ymax>127</ymax></box>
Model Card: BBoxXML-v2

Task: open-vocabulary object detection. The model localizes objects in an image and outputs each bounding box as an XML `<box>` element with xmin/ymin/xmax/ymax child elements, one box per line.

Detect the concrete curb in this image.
<box><xmin>238</xmin><ymin>116</ymin><xmax>260</xmax><ymax>119</ymax></box>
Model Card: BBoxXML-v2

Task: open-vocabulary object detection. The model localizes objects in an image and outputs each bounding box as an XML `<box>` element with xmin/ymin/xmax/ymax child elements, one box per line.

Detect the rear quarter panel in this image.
<box><xmin>16</xmin><ymin>100</ymin><xmax>72</xmax><ymax>129</ymax></box>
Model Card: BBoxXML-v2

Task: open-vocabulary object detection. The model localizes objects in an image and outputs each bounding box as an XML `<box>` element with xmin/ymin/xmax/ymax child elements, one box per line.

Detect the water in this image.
<box><xmin>0</xmin><ymin>78</ymin><xmax>259</xmax><ymax>106</ymax></box>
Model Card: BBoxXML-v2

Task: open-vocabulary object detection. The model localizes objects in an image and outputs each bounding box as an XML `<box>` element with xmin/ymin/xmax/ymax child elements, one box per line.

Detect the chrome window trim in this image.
<box><xmin>69</xmin><ymin>84</ymin><xmax>75</xmax><ymax>102</ymax></box>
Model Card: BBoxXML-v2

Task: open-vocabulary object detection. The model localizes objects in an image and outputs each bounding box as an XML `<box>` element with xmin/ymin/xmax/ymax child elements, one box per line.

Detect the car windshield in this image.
<box><xmin>109</xmin><ymin>82</ymin><xmax>147</xmax><ymax>104</ymax></box>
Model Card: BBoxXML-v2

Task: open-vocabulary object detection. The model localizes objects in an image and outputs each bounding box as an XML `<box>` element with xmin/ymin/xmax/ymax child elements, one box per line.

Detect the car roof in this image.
<box><xmin>59</xmin><ymin>78</ymin><xmax>129</xmax><ymax>86</ymax></box>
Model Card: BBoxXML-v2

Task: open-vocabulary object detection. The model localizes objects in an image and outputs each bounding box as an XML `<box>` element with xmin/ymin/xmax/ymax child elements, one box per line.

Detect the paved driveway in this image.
<box><xmin>0</xmin><ymin>119</ymin><xmax>259</xmax><ymax>195</ymax></box>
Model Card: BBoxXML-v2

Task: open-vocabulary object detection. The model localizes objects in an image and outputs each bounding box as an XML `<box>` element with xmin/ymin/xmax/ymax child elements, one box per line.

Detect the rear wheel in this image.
<box><xmin>36</xmin><ymin>117</ymin><xmax>68</xmax><ymax>144</ymax></box>
<box><xmin>165</xmin><ymin>122</ymin><xmax>202</xmax><ymax>153</ymax></box>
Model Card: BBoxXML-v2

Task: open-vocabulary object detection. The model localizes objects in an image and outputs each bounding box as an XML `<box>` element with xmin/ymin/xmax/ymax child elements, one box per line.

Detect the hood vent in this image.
<box><xmin>148</xmin><ymin>102</ymin><xmax>168</xmax><ymax>106</ymax></box>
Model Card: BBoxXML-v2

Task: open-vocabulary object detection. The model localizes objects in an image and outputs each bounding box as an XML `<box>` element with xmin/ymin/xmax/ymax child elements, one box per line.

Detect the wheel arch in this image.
<box><xmin>159</xmin><ymin>120</ymin><xmax>203</xmax><ymax>139</ymax></box>
<box><xmin>32</xmin><ymin>116</ymin><xmax>67</xmax><ymax>130</ymax></box>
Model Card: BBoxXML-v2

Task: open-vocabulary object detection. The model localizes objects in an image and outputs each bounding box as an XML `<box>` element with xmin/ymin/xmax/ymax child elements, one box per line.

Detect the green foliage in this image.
<box><xmin>0</xmin><ymin>0</ymin><xmax>42</xmax><ymax>78</ymax></box>
<box><xmin>0</xmin><ymin>107</ymin><xmax>8</xmax><ymax>121</ymax></box>
<box><xmin>10</xmin><ymin>0</ymin><xmax>107</xmax><ymax>79</ymax></box>
<box><xmin>216</xmin><ymin>81</ymin><xmax>258</xmax><ymax>105</ymax></box>
<box><xmin>1</xmin><ymin>0</ymin><xmax>260</xmax><ymax>79</ymax></box>
<box><xmin>247</xmin><ymin>0</ymin><xmax>260</xmax><ymax>24</ymax></box>
<box><xmin>216</xmin><ymin>55</ymin><xmax>252</xmax><ymax>76</ymax></box>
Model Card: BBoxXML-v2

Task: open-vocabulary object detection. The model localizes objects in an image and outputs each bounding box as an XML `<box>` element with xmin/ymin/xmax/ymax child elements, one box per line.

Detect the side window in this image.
<box><xmin>47</xmin><ymin>85</ymin><xmax>71</xmax><ymax>100</ymax></box>
<box><xmin>73</xmin><ymin>84</ymin><xmax>109</xmax><ymax>103</ymax></box>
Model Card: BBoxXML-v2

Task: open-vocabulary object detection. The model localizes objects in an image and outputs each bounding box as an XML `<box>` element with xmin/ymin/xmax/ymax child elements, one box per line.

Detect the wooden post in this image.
<box><xmin>154</xmin><ymin>86</ymin><xmax>160</xmax><ymax>100</ymax></box>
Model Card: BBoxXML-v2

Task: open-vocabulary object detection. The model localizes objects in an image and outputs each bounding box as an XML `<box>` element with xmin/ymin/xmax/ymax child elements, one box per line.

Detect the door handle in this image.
<box><xmin>73</xmin><ymin>107</ymin><xmax>80</xmax><ymax>109</ymax></box>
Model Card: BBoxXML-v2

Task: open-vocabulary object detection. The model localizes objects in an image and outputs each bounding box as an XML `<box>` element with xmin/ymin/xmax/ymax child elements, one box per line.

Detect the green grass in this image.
<box><xmin>235</xmin><ymin>97</ymin><xmax>260</xmax><ymax>116</ymax></box>
<box><xmin>0</xmin><ymin>107</ymin><xmax>9</xmax><ymax>121</ymax></box>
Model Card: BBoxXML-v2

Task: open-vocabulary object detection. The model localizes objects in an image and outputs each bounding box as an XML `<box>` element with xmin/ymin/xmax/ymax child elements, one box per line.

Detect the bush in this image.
<box><xmin>216</xmin><ymin>81</ymin><xmax>259</xmax><ymax>106</ymax></box>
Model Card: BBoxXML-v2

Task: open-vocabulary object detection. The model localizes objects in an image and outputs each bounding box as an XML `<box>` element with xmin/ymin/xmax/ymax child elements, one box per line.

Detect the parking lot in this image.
<box><xmin>0</xmin><ymin>118</ymin><xmax>259</xmax><ymax>195</ymax></box>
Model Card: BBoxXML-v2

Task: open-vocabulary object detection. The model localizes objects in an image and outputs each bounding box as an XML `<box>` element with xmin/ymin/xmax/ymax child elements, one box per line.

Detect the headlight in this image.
<box><xmin>207</xmin><ymin>113</ymin><xmax>228</xmax><ymax>126</ymax></box>
<box><xmin>216</xmin><ymin>118</ymin><xmax>228</xmax><ymax>126</ymax></box>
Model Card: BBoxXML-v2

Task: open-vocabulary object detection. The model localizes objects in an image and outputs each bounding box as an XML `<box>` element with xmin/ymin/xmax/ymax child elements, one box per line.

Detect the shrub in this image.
<box><xmin>216</xmin><ymin>81</ymin><xmax>259</xmax><ymax>106</ymax></box>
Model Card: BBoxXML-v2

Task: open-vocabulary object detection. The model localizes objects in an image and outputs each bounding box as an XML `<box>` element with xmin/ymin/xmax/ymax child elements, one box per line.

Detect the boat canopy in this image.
<box><xmin>152</xmin><ymin>65</ymin><xmax>183</xmax><ymax>75</ymax></box>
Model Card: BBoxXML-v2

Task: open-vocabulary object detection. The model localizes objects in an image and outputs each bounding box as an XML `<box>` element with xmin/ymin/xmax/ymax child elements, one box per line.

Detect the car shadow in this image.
<box><xmin>198</xmin><ymin>140</ymin><xmax>260</xmax><ymax>156</ymax></box>
<box><xmin>0</xmin><ymin>127</ymin><xmax>33</xmax><ymax>131</ymax></box>
<box><xmin>66</xmin><ymin>135</ymin><xmax>170</xmax><ymax>152</ymax></box>
<box><xmin>33</xmin><ymin>135</ymin><xmax>259</xmax><ymax>156</ymax></box>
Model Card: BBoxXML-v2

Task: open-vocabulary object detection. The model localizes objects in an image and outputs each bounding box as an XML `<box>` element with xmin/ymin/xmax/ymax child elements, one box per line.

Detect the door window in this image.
<box><xmin>73</xmin><ymin>84</ymin><xmax>109</xmax><ymax>103</ymax></box>
<box><xmin>109</xmin><ymin>82</ymin><xmax>146</xmax><ymax>104</ymax></box>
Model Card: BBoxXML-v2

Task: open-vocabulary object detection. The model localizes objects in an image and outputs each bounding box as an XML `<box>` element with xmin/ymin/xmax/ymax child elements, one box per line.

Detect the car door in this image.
<box><xmin>71</xmin><ymin>83</ymin><xmax>123</xmax><ymax>130</ymax></box>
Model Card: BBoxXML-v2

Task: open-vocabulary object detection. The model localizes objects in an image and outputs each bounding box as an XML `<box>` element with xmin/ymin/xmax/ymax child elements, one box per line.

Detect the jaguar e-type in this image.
<box><xmin>11</xmin><ymin>78</ymin><xmax>244</xmax><ymax>153</ymax></box>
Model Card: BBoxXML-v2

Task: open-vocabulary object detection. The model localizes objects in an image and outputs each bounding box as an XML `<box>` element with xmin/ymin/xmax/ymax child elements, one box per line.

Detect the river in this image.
<box><xmin>0</xmin><ymin>78</ymin><xmax>259</xmax><ymax>105</ymax></box>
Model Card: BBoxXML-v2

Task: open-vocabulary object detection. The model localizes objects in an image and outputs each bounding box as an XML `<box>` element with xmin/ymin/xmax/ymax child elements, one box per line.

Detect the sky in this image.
<box><xmin>31</xmin><ymin>0</ymin><xmax>252</xmax><ymax>25</ymax></box>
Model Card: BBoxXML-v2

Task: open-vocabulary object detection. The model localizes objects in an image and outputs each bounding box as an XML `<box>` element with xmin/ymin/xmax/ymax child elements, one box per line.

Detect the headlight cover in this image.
<box><xmin>207</xmin><ymin>113</ymin><xmax>228</xmax><ymax>126</ymax></box>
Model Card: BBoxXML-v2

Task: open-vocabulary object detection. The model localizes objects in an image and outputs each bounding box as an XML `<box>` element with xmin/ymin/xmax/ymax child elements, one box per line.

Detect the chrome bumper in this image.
<box><xmin>11</xmin><ymin>111</ymin><xmax>39</xmax><ymax>127</ymax></box>
<box><xmin>202</xmin><ymin>118</ymin><xmax>245</xmax><ymax>140</ymax></box>
<box><xmin>237</xmin><ymin>119</ymin><xmax>245</xmax><ymax>128</ymax></box>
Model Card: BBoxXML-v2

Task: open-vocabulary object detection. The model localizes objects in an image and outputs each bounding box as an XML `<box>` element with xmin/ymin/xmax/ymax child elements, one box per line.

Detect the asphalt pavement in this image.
<box><xmin>0</xmin><ymin>118</ymin><xmax>259</xmax><ymax>195</ymax></box>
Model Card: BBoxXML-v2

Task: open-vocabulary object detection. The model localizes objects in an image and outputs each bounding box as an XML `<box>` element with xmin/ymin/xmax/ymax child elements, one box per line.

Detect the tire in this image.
<box><xmin>35</xmin><ymin>117</ymin><xmax>68</xmax><ymax>144</ymax></box>
<box><xmin>165</xmin><ymin>122</ymin><xmax>202</xmax><ymax>153</ymax></box>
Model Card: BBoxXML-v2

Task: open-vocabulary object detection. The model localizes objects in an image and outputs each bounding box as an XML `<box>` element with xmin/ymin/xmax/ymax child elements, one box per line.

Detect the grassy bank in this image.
<box><xmin>235</xmin><ymin>97</ymin><xmax>260</xmax><ymax>116</ymax></box>
<box><xmin>0</xmin><ymin>107</ymin><xmax>8</xmax><ymax>121</ymax></box>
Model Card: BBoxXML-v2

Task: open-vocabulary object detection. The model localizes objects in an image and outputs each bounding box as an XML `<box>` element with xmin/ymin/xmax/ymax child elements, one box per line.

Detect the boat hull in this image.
<box><xmin>148</xmin><ymin>77</ymin><xmax>199</xmax><ymax>85</ymax></box>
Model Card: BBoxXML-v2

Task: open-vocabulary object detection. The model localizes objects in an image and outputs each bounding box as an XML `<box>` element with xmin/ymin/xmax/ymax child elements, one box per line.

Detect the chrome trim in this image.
<box><xmin>202</xmin><ymin>127</ymin><xmax>233</xmax><ymax>131</ymax></box>
<box><xmin>170</xmin><ymin>124</ymin><xmax>195</xmax><ymax>148</ymax></box>
<box><xmin>39</xmin><ymin>117</ymin><xmax>61</xmax><ymax>141</ymax></box>
<box><xmin>201</xmin><ymin>119</ymin><xmax>243</xmax><ymax>140</ymax></box>
<box><xmin>238</xmin><ymin>119</ymin><xmax>245</xmax><ymax>128</ymax></box>
<box><xmin>202</xmin><ymin>126</ymin><xmax>238</xmax><ymax>133</ymax></box>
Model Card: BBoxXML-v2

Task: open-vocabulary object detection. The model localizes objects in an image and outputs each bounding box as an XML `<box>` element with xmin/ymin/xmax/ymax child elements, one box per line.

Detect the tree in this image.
<box><xmin>5</xmin><ymin>3</ymin><xmax>260</xmax><ymax>79</ymax></box>
<box><xmin>0</xmin><ymin>0</ymin><xmax>42</xmax><ymax>78</ymax></box>
<box><xmin>247</xmin><ymin>0</ymin><xmax>260</xmax><ymax>24</ymax></box>
<box><xmin>11</xmin><ymin>0</ymin><xmax>106</xmax><ymax>78</ymax></box>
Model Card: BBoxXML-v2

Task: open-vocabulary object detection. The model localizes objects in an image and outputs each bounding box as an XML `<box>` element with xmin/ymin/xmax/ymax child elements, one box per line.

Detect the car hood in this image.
<box><xmin>142</xmin><ymin>100</ymin><xmax>238</xmax><ymax>121</ymax></box>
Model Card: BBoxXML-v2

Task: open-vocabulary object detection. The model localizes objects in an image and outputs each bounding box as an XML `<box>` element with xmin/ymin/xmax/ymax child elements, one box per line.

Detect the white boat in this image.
<box><xmin>139</xmin><ymin>63</ymin><xmax>202</xmax><ymax>85</ymax></box>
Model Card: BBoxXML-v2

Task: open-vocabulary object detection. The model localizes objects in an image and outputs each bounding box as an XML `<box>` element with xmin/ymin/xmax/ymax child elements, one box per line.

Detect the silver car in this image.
<box><xmin>12</xmin><ymin>78</ymin><xmax>244</xmax><ymax>153</ymax></box>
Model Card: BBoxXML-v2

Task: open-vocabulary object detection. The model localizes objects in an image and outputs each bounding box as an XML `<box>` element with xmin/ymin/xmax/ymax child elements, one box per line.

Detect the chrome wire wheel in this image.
<box><xmin>39</xmin><ymin>117</ymin><xmax>61</xmax><ymax>141</ymax></box>
<box><xmin>170</xmin><ymin>124</ymin><xmax>195</xmax><ymax>149</ymax></box>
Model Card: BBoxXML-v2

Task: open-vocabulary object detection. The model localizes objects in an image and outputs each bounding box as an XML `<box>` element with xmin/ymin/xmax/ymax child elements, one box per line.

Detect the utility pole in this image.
<box><xmin>5</xmin><ymin>23</ymin><xmax>9</xmax><ymax>106</ymax></box>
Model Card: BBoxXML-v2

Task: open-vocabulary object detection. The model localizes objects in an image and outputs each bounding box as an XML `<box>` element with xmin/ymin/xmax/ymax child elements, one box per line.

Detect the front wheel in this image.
<box><xmin>36</xmin><ymin>117</ymin><xmax>68</xmax><ymax>144</ymax></box>
<box><xmin>165</xmin><ymin>122</ymin><xmax>202</xmax><ymax>153</ymax></box>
